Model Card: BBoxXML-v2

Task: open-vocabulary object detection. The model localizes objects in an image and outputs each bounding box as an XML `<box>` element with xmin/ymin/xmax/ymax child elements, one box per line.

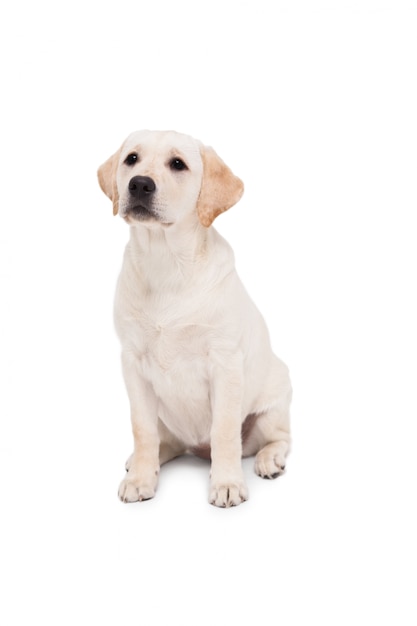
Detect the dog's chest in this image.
<box><xmin>134</xmin><ymin>299</ymin><xmax>212</xmax><ymax>433</ymax></box>
<box><xmin>123</xmin><ymin>287</ymin><xmax>211</xmax><ymax>374</ymax></box>
<box><xmin>143</xmin><ymin>316</ymin><xmax>208</xmax><ymax>373</ymax></box>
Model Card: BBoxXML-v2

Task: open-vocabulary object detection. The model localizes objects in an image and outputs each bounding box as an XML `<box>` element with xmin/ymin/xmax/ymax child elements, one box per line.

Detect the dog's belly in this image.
<box><xmin>139</xmin><ymin>328</ymin><xmax>213</xmax><ymax>447</ymax></box>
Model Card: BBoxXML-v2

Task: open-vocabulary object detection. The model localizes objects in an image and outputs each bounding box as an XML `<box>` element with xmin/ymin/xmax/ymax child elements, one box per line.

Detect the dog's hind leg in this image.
<box><xmin>242</xmin><ymin>355</ymin><xmax>292</xmax><ymax>478</ymax></box>
<box><xmin>243</xmin><ymin>406</ymin><xmax>291</xmax><ymax>479</ymax></box>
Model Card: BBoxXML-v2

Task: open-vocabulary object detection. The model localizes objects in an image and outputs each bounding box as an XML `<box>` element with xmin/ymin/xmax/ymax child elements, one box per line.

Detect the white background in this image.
<box><xmin>1</xmin><ymin>0</ymin><xmax>416</xmax><ymax>623</ymax></box>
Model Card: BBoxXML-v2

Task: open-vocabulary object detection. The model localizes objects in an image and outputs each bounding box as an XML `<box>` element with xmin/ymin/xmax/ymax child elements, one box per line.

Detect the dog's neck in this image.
<box><xmin>125</xmin><ymin>217</ymin><xmax>232</xmax><ymax>294</ymax></box>
<box><xmin>129</xmin><ymin>217</ymin><xmax>208</xmax><ymax>261</ymax></box>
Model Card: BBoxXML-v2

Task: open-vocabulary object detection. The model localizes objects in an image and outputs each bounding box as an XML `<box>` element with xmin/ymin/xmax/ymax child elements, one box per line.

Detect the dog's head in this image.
<box><xmin>97</xmin><ymin>130</ymin><xmax>243</xmax><ymax>228</ymax></box>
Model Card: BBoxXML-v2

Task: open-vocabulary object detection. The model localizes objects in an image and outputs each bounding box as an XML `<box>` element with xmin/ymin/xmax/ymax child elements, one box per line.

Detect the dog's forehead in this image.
<box><xmin>122</xmin><ymin>130</ymin><xmax>202</xmax><ymax>164</ymax></box>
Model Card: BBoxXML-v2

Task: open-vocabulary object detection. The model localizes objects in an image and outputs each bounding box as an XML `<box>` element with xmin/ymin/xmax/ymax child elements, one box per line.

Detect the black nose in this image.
<box><xmin>128</xmin><ymin>176</ymin><xmax>156</xmax><ymax>199</ymax></box>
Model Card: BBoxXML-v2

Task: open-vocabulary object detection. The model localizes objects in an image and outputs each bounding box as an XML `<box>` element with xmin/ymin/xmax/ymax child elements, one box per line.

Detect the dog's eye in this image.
<box><xmin>170</xmin><ymin>157</ymin><xmax>188</xmax><ymax>171</ymax></box>
<box><xmin>124</xmin><ymin>153</ymin><xmax>138</xmax><ymax>166</ymax></box>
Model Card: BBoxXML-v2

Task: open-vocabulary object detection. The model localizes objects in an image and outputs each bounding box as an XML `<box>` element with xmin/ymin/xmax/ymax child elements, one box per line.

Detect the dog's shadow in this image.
<box><xmin>157</xmin><ymin>453</ymin><xmax>263</xmax><ymax>500</ymax></box>
<box><xmin>122</xmin><ymin>453</ymin><xmax>282</xmax><ymax>507</ymax></box>
<box><xmin>161</xmin><ymin>453</ymin><xmax>210</xmax><ymax>479</ymax></box>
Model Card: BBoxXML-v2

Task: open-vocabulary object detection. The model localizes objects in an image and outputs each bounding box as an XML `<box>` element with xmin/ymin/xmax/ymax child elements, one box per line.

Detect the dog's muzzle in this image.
<box><xmin>125</xmin><ymin>175</ymin><xmax>157</xmax><ymax>220</ymax></box>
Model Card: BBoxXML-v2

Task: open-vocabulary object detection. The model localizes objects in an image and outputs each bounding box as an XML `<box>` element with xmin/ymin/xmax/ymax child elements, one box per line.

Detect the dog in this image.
<box><xmin>98</xmin><ymin>130</ymin><xmax>292</xmax><ymax>507</ymax></box>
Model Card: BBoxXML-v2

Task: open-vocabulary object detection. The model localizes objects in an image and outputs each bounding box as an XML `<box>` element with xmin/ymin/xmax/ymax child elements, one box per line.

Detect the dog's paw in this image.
<box><xmin>118</xmin><ymin>472</ymin><xmax>158</xmax><ymax>503</ymax></box>
<box><xmin>209</xmin><ymin>480</ymin><xmax>249</xmax><ymax>508</ymax></box>
<box><xmin>254</xmin><ymin>444</ymin><xmax>286</xmax><ymax>479</ymax></box>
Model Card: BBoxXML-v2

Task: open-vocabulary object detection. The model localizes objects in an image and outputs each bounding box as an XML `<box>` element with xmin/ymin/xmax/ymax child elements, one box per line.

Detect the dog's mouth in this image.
<box><xmin>123</xmin><ymin>204</ymin><xmax>173</xmax><ymax>227</ymax></box>
<box><xmin>125</xmin><ymin>205</ymin><xmax>158</xmax><ymax>221</ymax></box>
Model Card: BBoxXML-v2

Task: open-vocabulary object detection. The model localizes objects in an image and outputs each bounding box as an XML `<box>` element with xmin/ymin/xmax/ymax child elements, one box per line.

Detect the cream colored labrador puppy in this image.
<box><xmin>98</xmin><ymin>130</ymin><xmax>291</xmax><ymax>507</ymax></box>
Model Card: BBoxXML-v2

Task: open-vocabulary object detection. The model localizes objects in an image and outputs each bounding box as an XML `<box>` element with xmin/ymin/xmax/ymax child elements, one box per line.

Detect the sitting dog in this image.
<box><xmin>98</xmin><ymin>130</ymin><xmax>292</xmax><ymax>507</ymax></box>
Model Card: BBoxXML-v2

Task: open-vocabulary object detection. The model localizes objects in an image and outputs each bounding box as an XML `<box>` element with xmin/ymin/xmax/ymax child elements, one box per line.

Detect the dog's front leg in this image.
<box><xmin>209</xmin><ymin>354</ymin><xmax>248</xmax><ymax>507</ymax></box>
<box><xmin>118</xmin><ymin>351</ymin><xmax>160</xmax><ymax>503</ymax></box>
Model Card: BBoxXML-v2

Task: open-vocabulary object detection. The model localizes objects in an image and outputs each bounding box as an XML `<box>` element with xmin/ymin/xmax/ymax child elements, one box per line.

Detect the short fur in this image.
<box><xmin>98</xmin><ymin>129</ymin><xmax>292</xmax><ymax>507</ymax></box>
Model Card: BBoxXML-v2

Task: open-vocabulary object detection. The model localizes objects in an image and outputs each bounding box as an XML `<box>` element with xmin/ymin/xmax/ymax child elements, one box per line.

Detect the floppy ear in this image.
<box><xmin>97</xmin><ymin>149</ymin><xmax>121</xmax><ymax>216</ymax></box>
<box><xmin>197</xmin><ymin>146</ymin><xmax>244</xmax><ymax>227</ymax></box>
